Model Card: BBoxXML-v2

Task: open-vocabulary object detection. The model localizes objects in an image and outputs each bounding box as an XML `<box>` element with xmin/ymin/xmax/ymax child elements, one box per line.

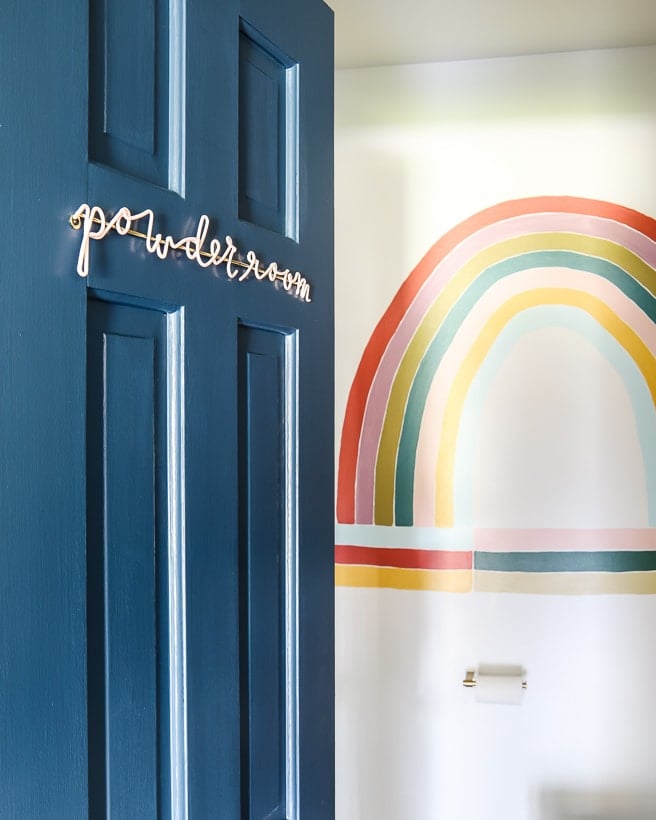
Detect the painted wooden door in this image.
<box><xmin>0</xmin><ymin>0</ymin><xmax>334</xmax><ymax>818</ymax></box>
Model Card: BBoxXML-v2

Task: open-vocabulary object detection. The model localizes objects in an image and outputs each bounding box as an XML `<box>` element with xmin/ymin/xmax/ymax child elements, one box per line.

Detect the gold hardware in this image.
<box><xmin>463</xmin><ymin>670</ymin><xmax>477</xmax><ymax>688</ymax></box>
<box><xmin>462</xmin><ymin>670</ymin><xmax>527</xmax><ymax>689</ymax></box>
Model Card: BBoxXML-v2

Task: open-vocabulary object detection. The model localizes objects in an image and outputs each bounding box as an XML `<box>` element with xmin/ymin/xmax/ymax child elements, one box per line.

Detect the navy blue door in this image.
<box><xmin>0</xmin><ymin>0</ymin><xmax>334</xmax><ymax>817</ymax></box>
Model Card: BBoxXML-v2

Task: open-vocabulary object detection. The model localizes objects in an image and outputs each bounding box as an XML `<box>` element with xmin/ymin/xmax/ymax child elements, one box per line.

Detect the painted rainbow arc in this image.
<box><xmin>337</xmin><ymin>197</ymin><xmax>656</xmax><ymax>528</ymax></box>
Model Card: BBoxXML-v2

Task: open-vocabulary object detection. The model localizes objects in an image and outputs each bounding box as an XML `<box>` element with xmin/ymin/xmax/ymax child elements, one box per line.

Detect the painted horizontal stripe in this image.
<box><xmin>474</xmin><ymin>570</ymin><xmax>656</xmax><ymax>595</ymax></box>
<box><xmin>474</xmin><ymin>528</ymin><xmax>656</xmax><ymax>552</ymax></box>
<box><xmin>335</xmin><ymin>545</ymin><xmax>472</xmax><ymax>571</ymax></box>
<box><xmin>335</xmin><ymin>523</ymin><xmax>473</xmax><ymax>550</ymax></box>
<box><xmin>474</xmin><ymin>551</ymin><xmax>656</xmax><ymax>573</ymax></box>
<box><xmin>335</xmin><ymin>565</ymin><xmax>656</xmax><ymax>595</ymax></box>
<box><xmin>335</xmin><ymin>564</ymin><xmax>472</xmax><ymax>592</ymax></box>
<box><xmin>335</xmin><ymin>526</ymin><xmax>656</xmax><ymax>552</ymax></box>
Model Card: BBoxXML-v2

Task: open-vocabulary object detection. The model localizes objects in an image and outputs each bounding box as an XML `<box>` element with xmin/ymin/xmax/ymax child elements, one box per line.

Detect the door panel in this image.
<box><xmin>89</xmin><ymin>0</ymin><xmax>171</xmax><ymax>186</ymax></box>
<box><xmin>238</xmin><ymin>325</ymin><xmax>296</xmax><ymax>820</ymax></box>
<box><xmin>238</xmin><ymin>25</ymin><xmax>298</xmax><ymax>237</ymax></box>
<box><xmin>1</xmin><ymin>0</ymin><xmax>333</xmax><ymax>816</ymax></box>
<box><xmin>87</xmin><ymin>299</ymin><xmax>181</xmax><ymax>819</ymax></box>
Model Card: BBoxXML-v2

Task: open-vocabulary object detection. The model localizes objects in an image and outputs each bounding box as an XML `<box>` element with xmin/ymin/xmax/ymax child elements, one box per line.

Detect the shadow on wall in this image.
<box><xmin>540</xmin><ymin>788</ymin><xmax>656</xmax><ymax>819</ymax></box>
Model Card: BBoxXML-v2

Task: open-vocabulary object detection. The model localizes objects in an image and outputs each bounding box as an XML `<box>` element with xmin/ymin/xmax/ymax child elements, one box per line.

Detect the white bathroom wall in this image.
<box><xmin>335</xmin><ymin>46</ymin><xmax>656</xmax><ymax>820</ymax></box>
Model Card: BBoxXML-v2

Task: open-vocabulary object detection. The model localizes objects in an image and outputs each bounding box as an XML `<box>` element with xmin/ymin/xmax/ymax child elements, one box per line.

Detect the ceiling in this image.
<box><xmin>324</xmin><ymin>0</ymin><xmax>656</xmax><ymax>69</ymax></box>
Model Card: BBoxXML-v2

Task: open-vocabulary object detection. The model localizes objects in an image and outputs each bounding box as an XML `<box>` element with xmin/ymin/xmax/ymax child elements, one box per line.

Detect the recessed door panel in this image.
<box><xmin>87</xmin><ymin>298</ymin><xmax>181</xmax><ymax>820</ymax></box>
<box><xmin>238</xmin><ymin>324</ymin><xmax>297</xmax><ymax>820</ymax></box>
<box><xmin>238</xmin><ymin>25</ymin><xmax>298</xmax><ymax>238</ymax></box>
<box><xmin>89</xmin><ymin>0</ymin><xmax>172</xmax><ymax>186</ymax></box>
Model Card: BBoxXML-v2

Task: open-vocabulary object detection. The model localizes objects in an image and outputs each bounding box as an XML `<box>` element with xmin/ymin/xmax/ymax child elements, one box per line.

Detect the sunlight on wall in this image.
<box><xmin>335</xmin><ymin>45</ymin><xmax>656</xmax><ymax>820</ymax></box>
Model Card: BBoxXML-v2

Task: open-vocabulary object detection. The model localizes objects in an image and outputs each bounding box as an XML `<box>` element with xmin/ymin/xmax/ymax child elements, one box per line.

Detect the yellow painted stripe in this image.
<box><xmin>374</xmin><ymin>233</ymin><xmax>655</xmax><ymax>525</ymax></box>
<box><xmin>335</xmin><ymin>565</ymin><xmax>656</xmax><ymax>594</ymax></box>
<box><xmin>435</xmin><ymin>288</ymin><xmax>656</xmax><ymax>526</ymax></box>
<box><xmin>335</xmin><ymin>564</ymin><xmax>472</xmax><ymax>592</ymax></box>
<box><xmin>474</xmin><ymin>570</ymin><xmax>656</xmax><ymax>595</ymax></box>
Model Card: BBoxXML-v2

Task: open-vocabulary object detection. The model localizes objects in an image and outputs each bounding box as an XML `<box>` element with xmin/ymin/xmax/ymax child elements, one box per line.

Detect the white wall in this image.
<box><xmin>335</xmin><ymin>46</ymin><xmax>656</xmax><ymax>820</ymax></box>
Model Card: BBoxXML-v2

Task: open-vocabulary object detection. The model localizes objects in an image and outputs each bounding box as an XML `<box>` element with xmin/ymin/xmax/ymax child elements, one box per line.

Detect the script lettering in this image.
<box><xmin>70</xmin><ymin>203</ymin><xmax>312</xmax><ymax>303</ymax></box>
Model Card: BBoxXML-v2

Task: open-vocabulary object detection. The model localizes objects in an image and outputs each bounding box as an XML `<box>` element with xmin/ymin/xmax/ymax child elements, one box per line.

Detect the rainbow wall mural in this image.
<box><xmin>336</xmin><ymin>197</ymin><xmax>656</xmax><ymax>594</ymax></box>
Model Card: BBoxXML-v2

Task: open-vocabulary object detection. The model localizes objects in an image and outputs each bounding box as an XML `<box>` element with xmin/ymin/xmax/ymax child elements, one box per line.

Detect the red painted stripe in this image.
<box><xmin>336</xmin><ymin>196</ymin><xmax>656</xmax><ymax>524</ymax></box>
<box><xmin>335</xmin><ymin>544</ymin><xmax>473</xmax><ymax>571</ymax></box>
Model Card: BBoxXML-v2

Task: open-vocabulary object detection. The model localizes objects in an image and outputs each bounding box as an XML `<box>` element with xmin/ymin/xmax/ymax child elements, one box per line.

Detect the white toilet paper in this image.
<box><xmin>474</xmin><ymin>673</ymin><xmax>525</xmax><ymax>705</ymax></box>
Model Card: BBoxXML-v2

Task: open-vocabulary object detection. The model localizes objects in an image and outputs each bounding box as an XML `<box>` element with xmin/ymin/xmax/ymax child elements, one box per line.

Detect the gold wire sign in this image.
<box><xmin>69</xmin><ymin>203</ymin><xmax>312</xmax><ymax>302</ymax></box>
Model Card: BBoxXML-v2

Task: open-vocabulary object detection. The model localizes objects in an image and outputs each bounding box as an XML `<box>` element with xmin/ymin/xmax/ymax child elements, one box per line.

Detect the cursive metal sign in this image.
<box><xmin>70</xmin><ymin>203</ymin><xmax>312</xmax><ymax>302</ymax></box>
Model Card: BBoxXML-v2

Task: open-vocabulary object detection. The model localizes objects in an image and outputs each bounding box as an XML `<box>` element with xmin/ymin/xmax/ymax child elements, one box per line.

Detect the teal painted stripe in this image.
<box><xmin>474</xmin><ymin>550</ymin><xmax>656</xmax><ymax>573</ymax></box>
<box><xmin>335</xmin><ymin>523</ymin><xmax>474</xmax><ymax>550</ymax></box>
<box><xmin>394</xmin><ymin>250</ymin><xmax>656</xmax><ymax>525</ymax></box>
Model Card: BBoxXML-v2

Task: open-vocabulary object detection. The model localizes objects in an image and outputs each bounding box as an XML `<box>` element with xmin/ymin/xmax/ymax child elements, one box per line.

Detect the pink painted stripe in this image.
<box><xmin>354</xmin><ymin>212</ymin><xmax>656</xmax><ymax>523</ymax></box>
<box><xmin>474</xmin><ymin>528</ymin><xmax>656</xmax><ymax>552</ymax></box>
<box><xmin>412</xmin><ymin>267</ymin><xmax>656</xmax><ymax>525</ymax></box>
<box><xmin>335</xmin><ymin>544</ymin><xmax>473</xmax><ymax>571</ymax></box>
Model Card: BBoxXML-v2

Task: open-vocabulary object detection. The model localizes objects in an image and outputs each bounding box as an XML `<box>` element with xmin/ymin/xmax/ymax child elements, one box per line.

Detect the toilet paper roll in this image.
<box><xmin>474</xmin><ymin>673</ymin><xmax>525</xmax><ymax>705</ymax></box>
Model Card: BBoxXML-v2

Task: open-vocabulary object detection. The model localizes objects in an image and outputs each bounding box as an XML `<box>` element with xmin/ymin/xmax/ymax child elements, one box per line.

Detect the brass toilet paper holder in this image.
<box><xmin>462</xmin><ymin>669</ymin><xmax>527</xmax><ymax>689</ymax></box>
